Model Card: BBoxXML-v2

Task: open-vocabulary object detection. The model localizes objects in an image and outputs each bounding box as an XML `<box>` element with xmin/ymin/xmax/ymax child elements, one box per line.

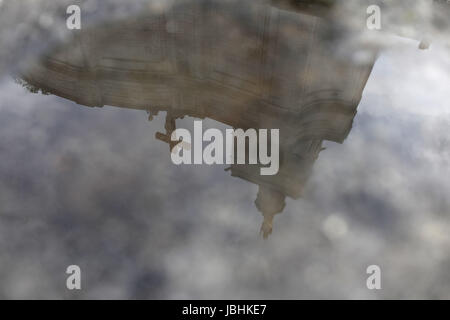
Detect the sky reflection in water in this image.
<box><xmin>0</xmin><ymin>0</ymin><xmax>449</xmax><ymax>299</ymax></box>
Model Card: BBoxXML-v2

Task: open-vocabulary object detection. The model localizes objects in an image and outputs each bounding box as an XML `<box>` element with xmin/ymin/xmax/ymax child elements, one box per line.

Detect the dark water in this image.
<box><xmin>0</xmin><ymin>0</ymin><xmax>449</xmax><ymax>299</ymax></box>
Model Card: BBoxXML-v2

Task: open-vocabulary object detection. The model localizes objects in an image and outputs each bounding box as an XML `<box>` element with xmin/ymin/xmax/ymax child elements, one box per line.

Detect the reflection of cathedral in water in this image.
<box><xmin>21</xmin><ymin>1</ymin><xmax>375</xmax><ymax>238</ymax></box>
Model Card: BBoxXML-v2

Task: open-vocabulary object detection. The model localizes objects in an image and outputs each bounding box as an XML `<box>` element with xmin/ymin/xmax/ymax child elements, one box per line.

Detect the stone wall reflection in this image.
<box><xmin>20</xmin><ymin>0</ymin><xmax>375</xmax><ymax>237</ymax></box>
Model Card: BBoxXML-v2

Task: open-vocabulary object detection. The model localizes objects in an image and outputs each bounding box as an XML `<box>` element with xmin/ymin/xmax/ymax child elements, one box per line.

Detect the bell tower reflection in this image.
<box><xmin>19</xmin><ymin>0</ymin><xmax>375</xmax><ymax>238</ymax></box>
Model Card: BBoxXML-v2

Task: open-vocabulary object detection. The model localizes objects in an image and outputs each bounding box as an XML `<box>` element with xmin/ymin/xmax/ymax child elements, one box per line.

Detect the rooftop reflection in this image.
<box><xmin>19</xmin><ymin>0</ymin><xmax>376</xmax><ymax>238</ymax></box>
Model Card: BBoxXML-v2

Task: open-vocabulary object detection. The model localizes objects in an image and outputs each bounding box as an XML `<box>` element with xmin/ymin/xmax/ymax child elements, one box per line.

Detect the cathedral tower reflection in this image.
<box><xmin>19</xmin><ymin>0</ymin><xmax>375</xmax><ymax>238</ymax></box>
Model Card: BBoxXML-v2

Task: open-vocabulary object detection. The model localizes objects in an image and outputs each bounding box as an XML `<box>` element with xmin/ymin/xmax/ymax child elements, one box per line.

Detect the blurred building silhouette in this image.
<box><xmin>20</xmin><ymin>0</ymin><xmax>375</xmax><ymax>237</ymax></box>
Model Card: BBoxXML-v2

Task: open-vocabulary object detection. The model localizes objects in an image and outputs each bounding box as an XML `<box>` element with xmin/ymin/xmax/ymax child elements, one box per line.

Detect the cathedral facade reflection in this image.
<box><xmin>20</xmin><ymin>0</ymin><xmax>375</xmax><ymax>237</ymax></box>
